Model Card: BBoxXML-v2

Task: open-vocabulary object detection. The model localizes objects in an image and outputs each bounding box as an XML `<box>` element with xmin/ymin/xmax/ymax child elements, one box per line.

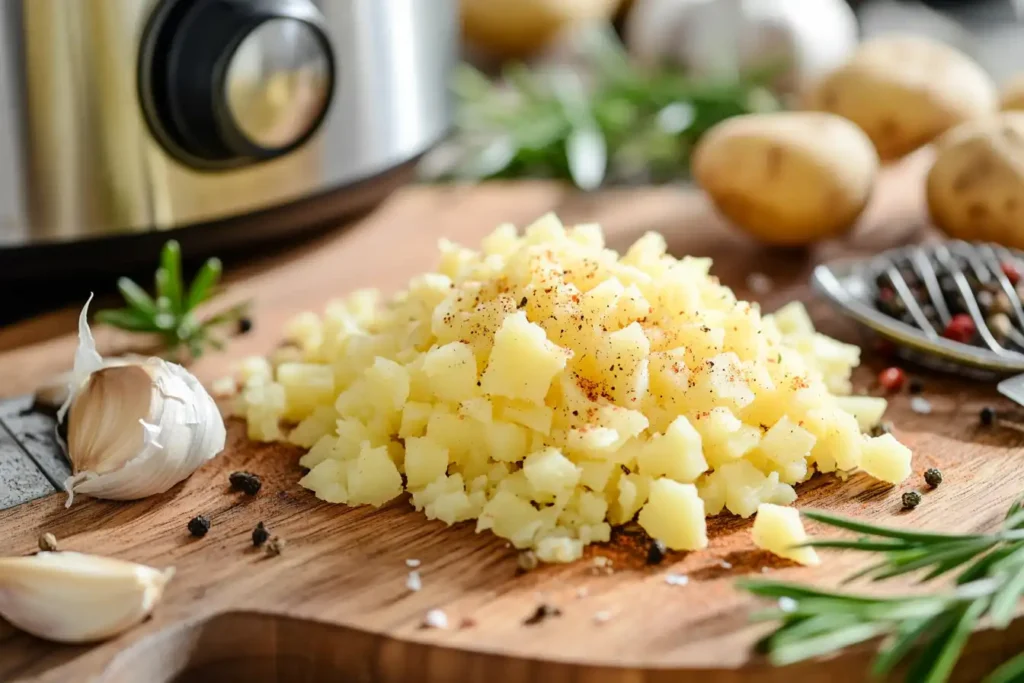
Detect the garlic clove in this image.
<box><xmin>60</xmin><ymin>298</ymin><xmax>227</xmax><ymax>505</ymax></box>
<box><xmin>68</xmin><ymin>365</ymin><xmax>153</xmax><ymax>475</ymax></box>
<box><xmin>0</xmin><ymin>552</ymin><xmax>174</xmax><ymax>644</ymax></box>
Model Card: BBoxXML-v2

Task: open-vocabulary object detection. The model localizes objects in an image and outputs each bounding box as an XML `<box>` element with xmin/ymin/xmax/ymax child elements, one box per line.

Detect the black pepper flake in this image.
<box><xmin>924</xmin><ymin>468</ymin><xmax>943</xmax><ymax>488</ymax></box>
<box><xmin>523</xmin><ymin>604</ymin><xmax>562</xmax><ymax>626</ymax></box>
<box><xmin>519</xmin><ymin>297</ymin><xmax>528</xmax><ymax>308</ymax></box>
<box><xmin>870</xmin><ymin>421</ymin><xmax>894</xmax><ymax>438</ymax></box>
<box><xmin>620</xmin><ymin>464</ymin><xmax>631</xmax><ymax>475</ymax></box>
<box><xmin>229</xmin><ymin>471</ymin><xmax>262</xmax><ymax>496</ymax></box>
<box><xmin>646</xmin><ymin>539</ymin><xmax>666</xmax><ymax>565</ymax></box>
<box><xmin>908</xmin><ymin>379</ymin><xmax>923</xmax><ymax>395</ymax></box>
<box><xmin>902</xmin><ymin>491</ymin><xmax>922</xmax><ymax>510</ymax></box>
<box><xmin>188</xmin><ymin>515</ymin><xmax>211</xmax><ymax>538</ymax></box>
<box><xmin>237</xmin><ymin>317</ymin><xmax>253</xmax><ymax>335</ymax></box>
<box><xmin>980</xmin><ymin>407</ymin><xmax>996</xmax><ymax>426</ymax></box>
<box><xmin>252</xmin><ymin>522</ymin><xmax>270</xmax><ymax>547</ymax></box>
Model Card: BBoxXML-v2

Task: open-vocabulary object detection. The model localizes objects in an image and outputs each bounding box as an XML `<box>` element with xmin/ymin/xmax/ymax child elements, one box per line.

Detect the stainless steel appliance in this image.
<box><xmin>0</xmin><ymin>0</ymin><xmax>456</xmax><ymax>278</ymax></box>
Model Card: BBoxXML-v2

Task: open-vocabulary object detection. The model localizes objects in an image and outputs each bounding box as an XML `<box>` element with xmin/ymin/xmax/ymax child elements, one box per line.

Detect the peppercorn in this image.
<box><xmin>266</xmin><ymin>536</ymin><xmax>286</xmax><ymax>556</ymax></box>
<box><xmin>38</xmin><ymin>533</ymin><xmax>58</xmax><ymax>552</ymax></box>
<box><xmin>980</xmin><ymin>406</ymin><xmax>996</xmax><ymax>426</ymax></box>
<box><xmin>908</xmin><ymin>379</ymin><xmax>924</xmax><ymax>395</ymax></box>
<box><xmin>646</xmin><ymin>539</ymin><xmax>667</xmax><ymax>566</ymax></box>
<box><xmin>901</xmin><ymin>491</ymin><xmax>922</xmax><ymax>510</ymax></box>
<box><xmin>523</xmin><ymin>603</ymin><xmax>562</xmax><ymax>626</ymax></box>
<box><xmin>188</xmin><ymin>515</ymin><xmax>211</xmax><ymax>537</ymax></box>
<box><xmin>229</xmin><ymin>471</ymin><xmax>262</xmax><ymax>496</ymax></box>
<box><xmin>924</xmin><ymin>468</ymin><xmax>943</xmax><ymax>488</ymax></box>
<box><xmin>976</xmin><ymin>290</ymin><xmax>995</xmax><ymax>313</ymax></box>
<box><xmin>237</xmin><ymin>317</ymin><xmax>253</xmax><ymax>335</ymax></box>
<box><xmin>1001</xmin><ymin>261</ymin><xmax>1022</xmax><ymax>285</ymax></box>
<box><xmin>993</xmin><ymin>292</ymin><xmax>1014</xmax><ymax>315</ymax></box>
<box><xmin>878</xmin><ymin>367</ymin><xmax>906</xmax><ymax>393</ymax></box>
<box><xmin>252</xmin><ymin>522</ymin><xmax>270</xmax><ymax>547</ymax></box>
<box><xmin>943</xmin><ymin>313</ymin><xmax>976</xmax><ymax>344</ymax></box>
<box><xmin>987</xmin><ymin>313</ymin><xmax>1012</xmax><ymax>342</ymax></box>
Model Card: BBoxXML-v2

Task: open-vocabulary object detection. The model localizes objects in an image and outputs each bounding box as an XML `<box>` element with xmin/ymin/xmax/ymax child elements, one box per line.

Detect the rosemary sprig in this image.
<box><xmin>420</xmin><ymin>27</ymin><xmax>780</xmax><ymax>188</ymax></box>
<box><xmin>740</xmin><ymin>498</ymin><xmax>1024</xmax><ymax>683</ymax></box>
<box><xmin>95</xmin><ymin>240</ymin><xmax>250</xmax><ymax>360</ymax></box>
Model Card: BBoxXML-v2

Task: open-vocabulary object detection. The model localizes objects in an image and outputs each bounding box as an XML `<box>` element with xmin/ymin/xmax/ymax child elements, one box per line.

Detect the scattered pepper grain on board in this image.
<box><xmin>236</xmin><ymin>214</ymin><xmax>912</xmax><ymax>563</ymax></box>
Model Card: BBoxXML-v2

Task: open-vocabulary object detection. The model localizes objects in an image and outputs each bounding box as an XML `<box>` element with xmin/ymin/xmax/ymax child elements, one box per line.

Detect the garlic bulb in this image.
<box><xmin>0</xmin><ymin>551</ymin><xmax>174</xmax><ymax>643</ymax></box>
<box><xmin>58</xmin><ymin>296</ymin><xmax>226</xmax><ymax>505</ymax></box>
<box><xmin>624</xmin><ymin>0</ymin><xmax>860</xmax><ymax>94</ymax></box>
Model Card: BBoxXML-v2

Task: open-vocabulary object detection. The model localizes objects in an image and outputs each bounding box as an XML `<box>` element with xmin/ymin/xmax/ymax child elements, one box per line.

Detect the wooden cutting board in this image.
<box><xmin>1</xmin><ymin>156</ymin><xmax>1023</xmax><ymax>683</ymax></box>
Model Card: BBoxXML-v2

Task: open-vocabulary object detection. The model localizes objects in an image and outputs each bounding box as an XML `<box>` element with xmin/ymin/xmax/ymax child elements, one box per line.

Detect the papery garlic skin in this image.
<box><xmin>0</xmin><ymin>552</ymin><xmax>174</xmax><ymax>644</ymax></box>
<box><xmin>625</xmin><ymin>0</ymin><xmax>859</xmax><ymax>95</ymax></box>
<box><xmin>60</xmin><ymin>295</ymin><xmax>227</xmax><ymax>505</ymax></box>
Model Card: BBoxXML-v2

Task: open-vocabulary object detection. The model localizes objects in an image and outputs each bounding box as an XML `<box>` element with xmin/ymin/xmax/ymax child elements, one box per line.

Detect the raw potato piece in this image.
<box><xmin>860</xmin><ymin>433</ymin><xmax>913</xmax><ymax>484</ymax></box>
<box><xmin>693</xmin><ymin>112</ymin><xmax>878</xmax><ymax>245</ymax></box>
<box><xmin>834</xmin><ymin>396</ymin><xmax>888</xmax><ymax>433</ymax></box>
<box><xmin>481</xmin><ymin>312</ymin><xmax>570</xmax><ymax>403</ymax></box>
<box><xmin>926</xmin><ymin>113</ymin><xmax>1024</xmax><ymax>249</ymax></box>
<box><xmin>638</xmin><ymin>479</ymin><xmax>708</xmax><ymax>551</ymax></box>
<box><xmin>805</xmin><ymin>35</ymin><xmax>997</xmax><ymax>160</ymax></box>
<box><xmin>752</xmin><ymin>503</ymin><xmax>820</xmax><ymax>566</ymax></box>
<box><xmin>240</xmin><ymin>215</ymin><xmax>909</xmax><ymax>564</ymax></box>
<box><xmin>637</xmin><ymin>416</ymin><xmax>707</xmax><ymax>483</ymax></box>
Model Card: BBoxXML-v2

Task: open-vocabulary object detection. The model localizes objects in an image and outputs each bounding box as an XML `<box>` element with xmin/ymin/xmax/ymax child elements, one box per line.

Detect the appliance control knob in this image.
<box><xmin>141</xmin><ymin>0</ymin><xmax>335</xmax><ymax>168</ymax></box>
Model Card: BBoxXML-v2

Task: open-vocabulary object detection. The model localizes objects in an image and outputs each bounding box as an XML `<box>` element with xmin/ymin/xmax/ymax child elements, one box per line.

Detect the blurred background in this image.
<box><xmin>0</xmin><ymin>0</ymin><xmax>1023</xmax><ymax>320</ymax></box>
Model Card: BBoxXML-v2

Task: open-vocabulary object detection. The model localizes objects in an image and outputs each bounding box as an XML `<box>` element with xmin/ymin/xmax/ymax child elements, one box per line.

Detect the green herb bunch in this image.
<box><xmin>421</xmin><ymin>28</ymin><xmax>780</xmax><ymax>189</ymax></box>
<box><xmin>740</xmin><ymin>500</ymin><xmax>1024</xmax><ymax>683</ymax></box>
<box><xmin>96</xmin><ymin>240</ymin><xmax>249</xmax><ymax>359</ymax></box>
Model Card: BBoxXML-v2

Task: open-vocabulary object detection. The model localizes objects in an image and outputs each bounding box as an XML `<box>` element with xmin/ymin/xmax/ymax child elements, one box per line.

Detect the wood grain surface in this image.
<box><xmin>1</xmin><ymin>155</ymin><xmax>1023</xmax><ymax>683</ymax></box>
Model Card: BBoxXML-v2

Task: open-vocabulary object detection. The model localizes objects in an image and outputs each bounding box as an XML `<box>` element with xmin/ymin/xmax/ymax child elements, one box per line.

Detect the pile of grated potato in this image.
<box><xmin>236</xmin><ymin>215</ymin><xmax>912</xmax><ymax>563</ymax></box>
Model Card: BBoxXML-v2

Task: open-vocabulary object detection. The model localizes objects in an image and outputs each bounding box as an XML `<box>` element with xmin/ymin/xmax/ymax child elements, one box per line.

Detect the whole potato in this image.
<box><xmin>692</xmin><ymin>112</ymin><xmax>878</xmax><ymax>246</ymax></box>
<box><xmin>461</xmin><ymin>0</ymin><xmax>621</xmax><ymax>60</ymax></box>
<box><xmin>804</xmin><ymin>35</ymin><xmax>997</xmax><ymax>161</ymax></box>
<box><xmin>926</xmin><ymin>113</ymin><xmax>1024</xmax><ymax>248</ymax></box>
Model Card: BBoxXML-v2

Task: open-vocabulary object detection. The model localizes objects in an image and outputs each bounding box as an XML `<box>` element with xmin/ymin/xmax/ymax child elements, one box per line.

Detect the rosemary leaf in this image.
<box><xmin>917</xmin><ymin>599</ymin><xmax>988</xmax><ymax>683</ymax></box>
<box><xmin>872</xmin><ymin>616</ymin><xmax>941</xmax><ymax>678</ymax></box>
<box><xmin>802</xmin><ymin>510</ymin><xmax>986</xmax><ymax>544</ymax></box>
<box><xmin>160</xmin><ymin>240</ymin><xmax>184</xmax><ymax>314</ymax></box>
<box><xmin>768</xmin><ymin>621</ymin><xmax>889</xmax><ymax>667</ymax></box>
<box><xmin>984</xmin><ymin>651</ymin><xmax>1024</xmax><ymax>683</ymax></box>
<box><xmin>185</xmin><ymin>257</ymin><xmax>222</xmax><ymax>312</ymax></box>
<box><xmin>116</xmin><ymin>277</ymin><xmax>157</xmax><ymax>316</ymax></box>
<box><xmin>94</xmin><ymin>308</ymin><xmax>160</xmax><ymax>333</ymax></box>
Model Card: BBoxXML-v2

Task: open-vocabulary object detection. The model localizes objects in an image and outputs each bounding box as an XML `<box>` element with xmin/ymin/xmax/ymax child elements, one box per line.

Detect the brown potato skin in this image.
<box><xmin>926</xmin><ymin>113</ymin><xmax>1024</xmax><ymax>249</ymax></box>
<box><xmin>805</xmin><ymin>36</ymin><xmax>997</xmax><ymax>161</ymax></box>
<box><xmin>692</xmin><ymin>112</ymin><xmax>879</xmax><ymax>246</ymax></box>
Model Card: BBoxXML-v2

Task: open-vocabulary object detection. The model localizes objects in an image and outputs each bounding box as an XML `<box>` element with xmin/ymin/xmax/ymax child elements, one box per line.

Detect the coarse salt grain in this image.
<box><xmin>778</xmin><ymin>597</ymin><xmax>798</xmax><ymax>613</ymax></box>
<box><xmin>406</xmin><ymin>558</ymin><xmax>421</xmax><ymax>568</ymax></box>
<box><xmin>406</xmin><ymin>570</ymin><xmax>422</xmax><ymax>592</ymax></box>
<box><xmin>746</xmin><ymin>272</ymin><xmax>774</xmax><ymax>295</ymax></box>
<box><xmin>761</xmin><ymin>566</ymin><xmax>772</xmax><ymax>573</ymax></box>
<box><xmin>911</xmin><ymin>396</ymin><xmax>933</xmax><ymax>415</ymax></box>
<box><xmin>593</xmin><ymin>611</ymin><xmax>612</xmax><ymax>624</ymax></box>
<box><xmin>664</xmin><ymin>573</ymin><xmax>689</xmax><ymax>586</ymax></box>
<box><xmin>720</xmin><ymin>560</ymin><xmax>733</xmax><ymax>569</ymax></box>
<box><xmin>423</xmin><ymin>609</ymin><xmax>449</xmax><ymax>629</ymax></box>
<box><xmin>576</xmin><ymin>587</ymin><xmax>589</xmax><ymax>599</ymax></box>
